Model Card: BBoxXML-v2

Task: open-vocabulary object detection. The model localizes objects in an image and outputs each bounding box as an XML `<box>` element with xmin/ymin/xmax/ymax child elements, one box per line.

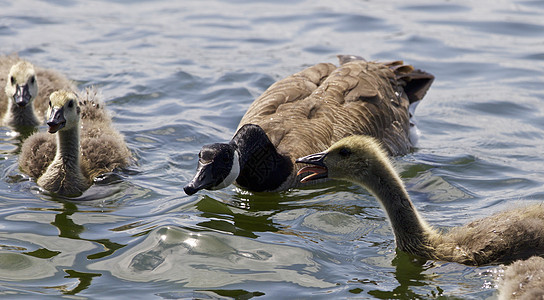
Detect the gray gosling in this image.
<box><xmin>296</xmin><ymin>135</ymin><xmax>544</xmax><ymax>266</ymax></box>
<box><xmin>19</xmin><ymin>89</ymin><xmax>131</xmax><ymax>197</ymax></box>
<box><xmin>0</xmin><ymin>55</ymin><xmax>74</xmax><ymax>129</ymax></box>
<box><xmin>498</xmin><ymin>256</ymin><xmax>544</xmax><ymax>300</ymax></box>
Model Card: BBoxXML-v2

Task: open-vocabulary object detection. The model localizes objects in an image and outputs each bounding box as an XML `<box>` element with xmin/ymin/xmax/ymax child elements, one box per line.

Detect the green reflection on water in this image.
<box><xmin>49</xmin><ymin>201</ymin><xmax>126</xmax><ymax>260</ymax></box>
<box><xmin>196</xmin><ymin>196</ymin><xmax>279</xmax><ymax>238</ymax></box>
<box><xmin>201</xmin><ymin>289</ymin><xmax>265</xmax><ymax>299</ymax></box>
<box><xmin>62</xmin><ymin>269</ymin><xmax>101</xmax><ymax>295</ymax></box>
<box><xmin>24</xmin><ymin>248</ymin><xmax>61</xmax><ymax>259</ymax></box>
<box><xmin>368</xmin><ymin>251</ymin><xmax>446</xmax><ymax>299</ymax></box>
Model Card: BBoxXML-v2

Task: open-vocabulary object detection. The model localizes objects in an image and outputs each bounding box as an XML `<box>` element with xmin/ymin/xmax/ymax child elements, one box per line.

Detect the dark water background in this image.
<box><xmin>1</xmin><ymin>0</ymin><xmax>543</xmax><ymax>298</ymax></box>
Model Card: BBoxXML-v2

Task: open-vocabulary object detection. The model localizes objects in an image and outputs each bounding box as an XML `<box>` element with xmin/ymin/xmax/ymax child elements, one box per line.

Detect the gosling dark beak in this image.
<box><xmin>296</xmin><ymin>151</ymin><xmax>328</xmax><ymax>183</ymax></box>
<box><xmin>184</xmin><ymin>161</ymin><xmax>215</xmax><ymax>195</ymax></box>
<box><xmin>14</xmin><ymin>84</ymin><xmax>31</xmax><ymax>107</ymax></box>
<box><xmin>46</xmin><ymin>107</ymin><xmax>66</xmax><ymax>133</ymax></box>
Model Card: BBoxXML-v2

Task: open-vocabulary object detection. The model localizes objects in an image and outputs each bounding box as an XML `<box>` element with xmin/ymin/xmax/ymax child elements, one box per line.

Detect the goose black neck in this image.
<box><xmin>231</xmin><ymin>124</ymin><xmax>292</xmax><ymax>192</ymax></box>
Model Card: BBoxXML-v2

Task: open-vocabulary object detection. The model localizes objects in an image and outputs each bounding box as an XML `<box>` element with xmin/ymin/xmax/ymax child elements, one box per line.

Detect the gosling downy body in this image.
<box><xmin>498</xmin><ymin>256</ymin><xmax>544</xmax><ymax>300</ymax></box>
<box><xmin>296</xmin><ymin>135</ymin><xmax>544</xmax><ymax>265</ymax></box>
<box><xmin>0</xmin><ymin>55</ymin><xmax>75</xmax><ymax>129</ymax></box>
<box><xmin>19</xmin><ymin>89</ymin><xmax>131</xmax><ymax>197</ymax></box>
<box><xmin>184</xmin><ymin>55</ymin><xmax>434</xmax><ymax>195</ymax></box>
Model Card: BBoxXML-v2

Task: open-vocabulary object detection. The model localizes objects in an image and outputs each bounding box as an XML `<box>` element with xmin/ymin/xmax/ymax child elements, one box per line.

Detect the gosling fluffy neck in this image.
<box><xmin>363</xmin><ymin>163</ymin><xmax>437</xmax><ymax>257</ymax></box>
<box><xmin>37</xmin><ymin>123</ymin><xmax>90</xmax><ymax>196</ymax></box>
<box><xmin>3</xmin><ymin>99</ymin><xmax>40</xmax><ymax>128</ymax></box>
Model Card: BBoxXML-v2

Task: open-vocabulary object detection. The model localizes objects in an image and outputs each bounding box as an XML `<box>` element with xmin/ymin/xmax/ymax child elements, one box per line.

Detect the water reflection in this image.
<box><xmin>156</xmin><ymin>289</ymin><xmax>265</xmax><ymax>299</ymax></box>
<box><xmin>51</xmin><ymin>201</ymin><xmax>126</xmax><ymax>259</ymax></box>
<box><xmin>89</xmin><ymin>226</ymin><xmax>334</xmax><ymax>289</ymax></box>
<box><xmin>0</xmin><ymin>201</ymin><xmax>126</xmax><ymax>295</ymax></box>
<box><xmin>195</xmin><ymin>196</ymin><xmax>279</xmax><ymax>238</ymax></box>
<box><xmin>0</xmin><ymin>126</ymin><xmax>39</xmax><ymax>155</ymax></box>
<box><xmin>1</xmin><ymin>0</ymin><xmax>543</xmax><ymax>297</ymax></box>
<box><xmin>368</xmin><ymin>251</ymin><xmax>439</xmax><ymax>299</ymax></box>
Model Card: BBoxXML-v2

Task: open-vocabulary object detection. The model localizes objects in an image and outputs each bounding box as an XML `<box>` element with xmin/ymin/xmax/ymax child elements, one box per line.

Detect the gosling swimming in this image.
<box><xmin>1</xmin><ymin>55</ymin><xmax>74</xmax><ymax>129</ymax></box>
<box><xmin>19</xmin><ymin>89</ymin><xmax>131</xmax><ymax>196</ymax></box>
<box><xmin>184</xmin><ymin>55</ymin><xmax>434</xmax><ymax>195</ymax></box>
<box><xmin>296</xmin><ymin>135</ymin><xmax>544</xmax><ymax>265</ymax></box>
<box><xmin>498</xmin><ymin>256</ymin><xmax>544</xmax><ymax>300</ymax></box>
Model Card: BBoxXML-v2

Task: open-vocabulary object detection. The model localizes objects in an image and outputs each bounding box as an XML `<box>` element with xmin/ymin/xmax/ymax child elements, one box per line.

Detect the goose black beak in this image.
<box><xmin>14</xmin><ymin>84</ymin><xmax>31</xmax><ymax>107</ymax></box>
<box><xmin>296</xmin><ymin>151</ymin><xmax>328</xmax><ymax>183</ymax></box>
<box><xmin>46</xmin><ymin>107</ymin><xmax>66</xmax><ymax>133</ymax></box>
<box><xmin>184</xmin><ymin>161</ymin><xmax>215</xmax><ymax>195</ymax></box>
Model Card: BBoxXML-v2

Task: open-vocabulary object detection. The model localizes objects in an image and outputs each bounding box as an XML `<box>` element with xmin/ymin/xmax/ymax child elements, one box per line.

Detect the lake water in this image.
<box><xmin>1</xmin><ymin>0</ymin><xmax>543</xmax><ymax>298</ymax></box>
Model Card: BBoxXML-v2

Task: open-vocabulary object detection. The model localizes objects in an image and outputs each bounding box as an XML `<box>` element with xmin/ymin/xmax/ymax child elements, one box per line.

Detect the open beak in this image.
<box><xmin>46</xmin><ymin>107</ymin><xmax>66</xmax><ymax>133</ymax></box>
<box><xmin>184</xmin><ymin>161</ymin><xmax>215</xmax><ymax>195</ymax></box>
<box><xmin>14</xmin><ymin>84</ymin><xmax>31</xmax><ymax>107</ymax></box>
<box><xmin>296</xmin><ymin>151</ymin><xmax>328</xmax><ymax>183</ymax></box>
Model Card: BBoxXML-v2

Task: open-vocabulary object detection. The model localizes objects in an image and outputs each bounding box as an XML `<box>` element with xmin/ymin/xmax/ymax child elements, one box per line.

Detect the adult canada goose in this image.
<box><xmin>0</xmin><ymin>55</ymin><xmax>75</xmax><ymax>129</ymax></box>
<box><xmin>19</xmin><ymin>89</ymin><xmax>131</xmax><ymax>196</ymax></box>
<box><xmin>498</xmin><ymin>256</ymin><xmax>544</xmax><ymax>300</ymax></box>
<box><xmin>184</xmin><ymin>55</ymin><xmax>434</xmax><ymax>195</ymax></box>
<box><xmin>296</xmin><ymin>135</ymin><xmax>544</xmax><ymax>265</ymax></box>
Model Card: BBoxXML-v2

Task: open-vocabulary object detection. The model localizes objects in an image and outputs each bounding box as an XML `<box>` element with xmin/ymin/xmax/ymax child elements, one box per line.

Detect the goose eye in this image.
<box><xmin>68</xmin><ymin>100</ymin><xmax>74</xmax><ymax>108</ymax></box>
<box><xmin>10</xmin><ymin>76</ymin><xmax>15</xmax><ymax>85</ymax></box>
<box><xmin>339</xmin><ymin>147</ymin><xmax>351</xmax><ymax>158</ymax></box>
<box><xmin>30</xmin><ymin>76</ymin><xmax>35</xmax><ymax>84</ymax></box>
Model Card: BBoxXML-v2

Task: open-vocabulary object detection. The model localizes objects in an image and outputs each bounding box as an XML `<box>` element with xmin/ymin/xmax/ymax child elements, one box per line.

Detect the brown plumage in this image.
<box><xmin>499</xmin><ymin>256</ymin><xmax>544</xmax><ymax>300</ymax></box>
<box><xmin>19</xmin><ymin>89</ymin><xmax>131</xmax><ymax>196</ymax></box>
<box><xmin>240</xmin><ymin>57</ymin><xmax>430</xmax><ymax>157</ymax></box>
<box><xmin>184</xmin><ymin>55</ymin><xmax>434</xmax><ymax>195</ymax></box>
<box><xmin>0</xmin><ymin>55</ymin><xmax>75</xmax><ymax>128</ymax></box>
<box><xmin>296</xmin><ymin>135</ymin><xmax>544</xmax><ymax>266</ymax></box>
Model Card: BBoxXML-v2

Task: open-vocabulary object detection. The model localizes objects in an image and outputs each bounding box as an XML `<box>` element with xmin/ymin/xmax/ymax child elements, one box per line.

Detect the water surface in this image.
<box><xmin>0</xmin><ymin>0</ymin><xmax>543</xmax><ymax>298</ymax></box>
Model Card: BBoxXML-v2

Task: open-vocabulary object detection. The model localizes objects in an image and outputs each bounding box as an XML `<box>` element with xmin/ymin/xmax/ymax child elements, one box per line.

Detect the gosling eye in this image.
<box><xmin>338</xmin><ymin>147</ymin><xmax>352</xmax><ymax>158</ymax></box>
<box><xmin>30</xmin><ymin>76</ymin><xmax>36</xmax><ymax>84</ymax></box>
<box><xmin>10</xmin><ymin>76</ymin><xmax>15</xmax><ymax>85</ymax></box>
<box><xmin>48</xmin><ymin>101</ymin><xmax>51</xmax><ymax>108</ymax></box>
<box><xmin>68</xmin><ymin>100</ymin><xmax>74</xmax><ymax>108</ymax></box>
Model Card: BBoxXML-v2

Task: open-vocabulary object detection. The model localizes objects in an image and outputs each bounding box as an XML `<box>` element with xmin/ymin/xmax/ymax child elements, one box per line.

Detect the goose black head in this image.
<box><xmin>184</xmin><ymin>143</ymin><xmax>240</xmax><ymax>195</ymax></box>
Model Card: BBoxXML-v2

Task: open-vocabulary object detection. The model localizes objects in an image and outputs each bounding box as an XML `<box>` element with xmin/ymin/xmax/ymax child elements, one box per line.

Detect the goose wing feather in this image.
<box><xmin>239</xmin><ymin>59</ymin><xmax>433</xmax><ymax>165</ymax></box>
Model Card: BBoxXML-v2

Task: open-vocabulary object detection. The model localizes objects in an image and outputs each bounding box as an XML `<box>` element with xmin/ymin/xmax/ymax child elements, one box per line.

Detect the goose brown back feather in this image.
<box><xmin>238</xmin><ymin>56</ymin><xmax>433</xmax><ymax>190</ymax></box>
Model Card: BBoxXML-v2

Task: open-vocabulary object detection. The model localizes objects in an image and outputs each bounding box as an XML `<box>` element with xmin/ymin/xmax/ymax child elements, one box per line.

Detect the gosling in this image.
<box><xmin>498</xmin><ymin>256</ymin><xmax>544</xmax><ymax>300</ymax></box>
<box><xmin>296</xmin><ymin>135</ymin><xmax>544</xmax><ymax>265</ymax></box>
<box><xmin>19</xmin><ymin>89</ymin><xmax>131</xmax><ymax>196</ymax></box>
<box><xmin>1</xmin><ymin>56</ymin><xmax>74</xmax><ymax>129</ymax></box>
